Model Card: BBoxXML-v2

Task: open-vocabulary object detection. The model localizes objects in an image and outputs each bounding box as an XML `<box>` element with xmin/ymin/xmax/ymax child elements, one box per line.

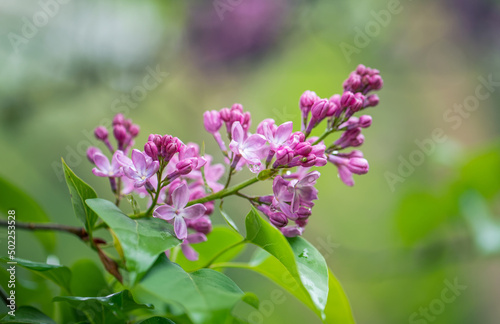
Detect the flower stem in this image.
<box><xmin>200</xmin><ymin>239</ymin><xmax>248</xmax><ymax>269</ymax></box>
<box><xmin>187</xmin><ymin>175</ymin><xmax>263</xmax><ymax>206</ymax></box>
<box><xmin>0</xmin><ymin>219</ymin><xmax>87</xmax><ymax>239</ymax></box>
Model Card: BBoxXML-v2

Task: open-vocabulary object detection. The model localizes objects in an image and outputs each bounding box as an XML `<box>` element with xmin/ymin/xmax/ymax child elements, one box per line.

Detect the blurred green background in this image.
<box><xmin>1</xmin><ymin>0</ymin><xmax>500</xmax><ymax>323</ymax></box>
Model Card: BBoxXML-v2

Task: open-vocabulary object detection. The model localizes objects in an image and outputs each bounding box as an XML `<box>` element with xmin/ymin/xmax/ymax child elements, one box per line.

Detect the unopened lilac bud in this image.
<box><xmin>123</xmin><ymin>119</ymin><xmax>132</xmax><ymax>129</ymax></box>
<box><xmin>351</xmin><ymin>134</ymin><xmax>365</xmax><ymax>147</ymax></box>
<box><xmin>144</xmin><ymin>141</ymin><xmax>158</xmax><ymax>160</ymax></box>
<box><xmin>257</xmin><ymin>118</ymin><xmax>275</xmax><ymax>135</ymax></box>
<box><xmin>113</xmin><ymin>113</ymin><xmax>124</xmax><ymax>125</ymax></box>
<box><xmin>358</xmin><ymin>115</ymin><xmax>372</xmax><ymax>128</ymax></box>
<box><xmin>203</xmin><ymin>110</ymin><xmax>222</xmax><ymax>133</ymax></box>
<box><xmin>348</xmin><ymin>157</ymin><xmax>369</xmax><ymax>175</ymax></box>
<box><xmin>292</xmin><ymin>131</ymin><xmax>305</xmax><ymax>143</ymax></box>
<box><xmin>329</xmin><ymin>94</ymin><xmax>341</xmax><ymax>107</ymax></box>
<box><xmin>129</xmin><ymin>124</ymin><xmax>140</xmax><ymax>137</ymax></box>
<box><xmin>311</xmin><ymin>99</ymin><xmax>330</xmax><ymax>121</ymax></box>
<box><xmin>220</xmin><ymin>108</ymin><xmax>231</xmax><ymax>122</ymax></box>
<box><xmin>365</xmin><ymin>94</ymin><xmax>380</xmax><ymax>108</ymax></box>
<box><xmin>273</xmin><ymin>147</ymin><xmax>294</xmax><ymax>167</ymax></box>
<box><xmin>297</xmin><ymin>206</ymin><xmax>312</xmax><ymax>220</ymax></box>
<box><xmin>294</xmin><ymin>142</ymin><xmax>312</xmax><ymax>156</ymax></box>
<box><xmin>350</xmin><ymin>93</ymin><xmax>365</xmax><ymax>112</ymax></box>
<box><xmin>295</xmin><ymin>218</ymin><xmax>308</xmax><ymax>227</ymax></box>
<box><xmin>356</xmin><ymin>64</ymin><xmax>367</xmax><ymax>75</ymax></box>
<box><xmin>341</xmin><ymin>91</ymin><xmax>356</xmax><ymax>108</ymax></box>
<box><xmin>94</xmin><ymin>126</ymin><xmax>108</xmax><ymax>141</ymax></box>
<box><xmin>231</xmin><ymin>103</ymin><xmax>243</xmax><ymax>112</ymax></box>
<box><xmin>281</xmin><ymin>226</ymin><xmax>302</xmax><ymax>237</ymax></box>
<box><xmin>299</xmin><ymin>90</ymin><xmax>319</xmax><ymax>114</ymax></box>
<box><xmin>300</xmin><ymin>154</ymin><xmax>317</xmax><ymax>168</ymax></box>
<box><xmin>113</xmin><ymin>125</ymin><xmax>127</xmax><ymax>143</ymax></box>
<box><xmin>145</xmin><ymin>180</ymin><xmax>155</xmax><ymax>192</ymax></box>
<box><xmin>176</xmin><ymin>158</ymin><xmax>195</xmax><ymax>175</ymax></box>
<box><xmin>230</xmin><ymin>109</ymin><xmax>243</xmax><ymax>124</ymax></box>
<box><xmin>189</xmin><ymin>216</ymin><xmax>212</xmax><ymax>234</ymax></box>
<box><xmin>242</xmin><ymin>112</ymin><xmax>251</xmax><ymax>131</ymax></box>
<box><xmin>269</xmin><ymin>212</ymin><xmax>288</xmax><ymax>228</ymax></box>
<box><xmin>369</xmin><ymin>75</ymin><xmax>383</xmax><ymax>90</ymax></box>
<box><xmin>86</xmin><ymin>146</ymin><xmax>102</xmax><ymax>163</ymax></box>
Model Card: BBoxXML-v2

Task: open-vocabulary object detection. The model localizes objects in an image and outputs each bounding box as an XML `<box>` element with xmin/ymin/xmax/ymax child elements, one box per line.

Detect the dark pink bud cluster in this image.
<box><xmin>111</xmin><ymin>114</ymin><xmax>140</xmax><ymax>152</ymax></box>
<box><xmin>327</xmin><ymin>150</ymin><xmax>368</xmax><ymax>186</ymax></box>
<box><xmin>220</xmin><ymin>103</ymin><xmax>252</xmax><ymax>135</ymax></box>
<box><xmin>146</xmin><ymin>134</ymin><xmax>183</xmax><ymax>163</ymax></box>
<box><xmin>343</xmin><ymin>64</ymin><xmax>383</xmax><ymax>95</ymax></box>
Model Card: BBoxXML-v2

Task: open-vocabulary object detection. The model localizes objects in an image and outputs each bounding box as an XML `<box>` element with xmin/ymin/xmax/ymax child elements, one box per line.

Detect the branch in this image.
<box><xmin>0</xmin><ymin>220</ymin><xmax>87</xmax><ymax>240</ymax></box>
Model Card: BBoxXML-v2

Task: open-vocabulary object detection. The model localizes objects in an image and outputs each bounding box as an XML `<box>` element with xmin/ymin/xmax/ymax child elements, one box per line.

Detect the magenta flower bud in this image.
<box><xmin>356</xmin><ymin>64</ymin><xmax>367</xmax><ymax>75</ymax></box>
<box><xmin>257</xmin><ymin>118</ymin><xmax>275</xmax><ymax>135</ymax></box>
<box><xmin>86</xmin><ymin>146</ymin><xmax>102</xmax><ymax>163</ymax></box>
<box><xmin>365</xmin><ymin>94</ymin><xmax>380</xmax><ymax>108</ymax></box>
<box><xmin>220</xmin><ymin>108</ymin><xmax>231</xmax><ymax>122</ymax></box>
<box><xmin>351</xmin><ymin>134</ymin><xmax>365</xmax><ymax>147</ymax></box>
<box><xmin>94</xmin><ymin>126</ymin><xmax>108</xmax><ymax>141</ymax></box>
<box><xmin>299</xmin><ymin>154</ymin><xmax>317</xmax><ymax>168</ymax></box>
<box><xmin>348</xmin><ymin>157</ymin><xmax>369</xmax><ymax>175</ymax></box>
<box><xmin>297</xmin><ymin>206</ymin><xmax>311</xmax><ymax>220</ymax></box>
<box><xmin>369</xmin><ymin>75</ymin><xmax>383</xmax><ymax>90</ymax></box>
<box><xmin>176</xmin><ymin>158</ymin><xmax>195</xmax><ymax>175</ymax></box>
<box><xmin>123</xmin><ymin>119</ymin><xmax>132</xmax><ymax>129</ymax></box>
<box><xmin>144</xmin><ymin>141</ymin><xmax>158</xmax><ymax>160</ymax></box>
<box><xmin>294</xmin><ymin>142</ymin><xmax>312</xmax><ymax>156</ymax></box>
<box><xmin>295</xmin><ymin>218</ymin><xmax>308</xmax><ymax>227</ymax></box>
<box><xmin>188</xmin><ymin>216</ymin><xmax>212</xmax><ymax>235</ymax></box>
<box><xmin>340</xmin><ymin>91</ymin><xmax>356</xmax><ymax>108</ymax></box>
<box><xmin>281</xmin><ymin>226</ymin><xmax>303</xmax><ymax>237</ymax></box>
<box><xmin>350</xmin><ymin>93</ymin><xmax>365</xmax><ymax>112</ymax></box>
<box><xmin>273</xmin><ymin>147</ymin><xmax>294</xmax><ymax>168</ymax></box>
<box><xmin>329</xmin><ymin>94</ymin><xmax>341</xmax><ymax>107</ymax></box>
<box><xmin>113</xmin><ymin>125</ymin><xmax>127</xmax><ymax>143</ymax></box>
<box><xmin>113</xmin><ymin>113</ymin><xmax>124</xmax><ymax>125</ymax></box>
<box><xmin>311</xmin><ymin>99</ymin><xmax>331</xmax><ymax>121</ymax></box>
<box><xmin>259</xmin><ymin>195</ymin><xmax>274</xmax><ymax>204</ymax></box>
<box><xmin>231</xmin><ymin>103</ymin><xmax>243</xmax><ymax>112</ymax></box>
<box><xmin>242</xmin><ymin>112</ymin><xmax>251</xmax><ymax>131</ymax></box>
<box><xmin>129</xmin><ymin>124</ymin><xmax>140</xmax><ymax>137</ymax></box>
<box><xmin>230</xmin><ymin>109</ymin><xmax>243</xmax><ymax>124</ymax></box>
<box><xmin>203</xmin><ymin>110</ymin><xmax>222</xmax><ymax>133</ymax></box>
<box><xmin>358</xmin><ymin>115</ymin><xmax>372</xmax><ymax>128</ymax></box>
<box><xmin>269</xmin><ymin>212</ymin><xmax>288</xmax><ymax>228</ymax></box>
<box><xmin>299</xmin><ymin>90</ymin><xmax>319</xmax><ymax>114</ymax></box>
<box><xmin>292</xmin><ymin>131</ymin><xmax>305</xmax><ymax>143</ymax></box>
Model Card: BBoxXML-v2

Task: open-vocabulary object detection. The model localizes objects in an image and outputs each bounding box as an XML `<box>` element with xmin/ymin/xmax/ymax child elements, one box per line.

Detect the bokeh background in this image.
<box><xmin>1</xmin><ymin>0</ymin><xmax>500</xmax><ymax>323</ymax></box>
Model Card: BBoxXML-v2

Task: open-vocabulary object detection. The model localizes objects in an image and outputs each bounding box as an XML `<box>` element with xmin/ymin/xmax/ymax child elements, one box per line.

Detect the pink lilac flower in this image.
<box><xmin>120</xmin><ymin>149</ymin><xmax>160</xmax><ymax>188</ymax></box>
<box><xmin>87</xmin><ymin>146</ymin><xmax>102</xmax><ymax>164</ymax></box>
<box><xmin>328</xmin><ymin>151</ymin><xmax>369</xmax><ymax>186</ymax></box>
<box><xmin>229</xmin><ymin>121</ymin><xmax>267</xmax><ymax>173</ymax></box>
<box><xmin>186</xmin><ymin>216</ymin><xmax>213</xmax><ymax>235</ymax></box>
<box><xmin>288</xmin><ymin>171</ymin><xmax>320</xmax><ymax>212</ymax></box>
<box><xmin>272</xmin><ymin>176</ymin><xmax>295</xmax><ymax>219</ymax></box>
<box><xmin>153</xmin><ymin>183</ymin><xmax>207</xmax><ymax>240</ymax></box>
<box><xmin>262</xmin><ymin>121</ymin><xmax>293</xmax><ymax>151</ymax></box>
<box><xmin>180</xmin><ymin>233</ymin><xmax>207</xmax><ymax>261</ymax></box>
<box><xmin>91</xmin><ymin>152</ymin><xmax>123</xmax><ymax>178</ymax></box>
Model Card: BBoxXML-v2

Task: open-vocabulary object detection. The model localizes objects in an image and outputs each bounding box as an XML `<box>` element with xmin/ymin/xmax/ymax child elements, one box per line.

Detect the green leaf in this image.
<box><xmin>244</xmin><ymin>208</ymin><xmax>354</xmax><ymax>323</ymax></box>
<box><xmin>0</xmin><ymin>176</ymin><xmax>55</xmax><ymax>252</ymax></box>
<box><xmin>134</xmin><ymin>255</ymin><xmax>253</xmax><ymax>324</ymax></box>
<box><xmin>53</xmin><ymin>290</ymin><xmax>152</xmax><ymax>324</ymax></box>
<box><xmin>126</xmin><ymin>194</ymin><xmax>141</xmax><ymax>216</ymax></box>
<box><xmin>219</xmin><ymin>205</ymin><xmax>240</xmax><ymax>234</ymax></box>
<box><xmin>174</xmin><ymin>226</ymin><xmax>245</xmax><ymax>272</ymax></box>
<box><xmin>70</xmin><ymin>259</ymin><xmax>111</xmax><ymax>297</ymax></box>
<box><xmin>86</xmin><ymin>198</ymin><xmax>181</xmax><ymax>284</ymax></box>
<box><xmin>0</xmin><ymin>306</ymin><xmax>55</xmax><ymax>324</ymax></box>
<box><xmin>324</xmin><ymin>269</ymin><xmax>356</xmax><ymax>324</ymax></box>
<box><xmin>62</xmin><ymin>159</ymin><xmax>99</xmax><ymax>234</ymax></box>
<box><xmin>137</xmin><ymin>317</ymin><xmax>176</xmax><ymax>324</ymax></box>
<box><xmin>0</xmin><ymin>257</ymin><xmax>71</xmax><ymax>293</ymax></box>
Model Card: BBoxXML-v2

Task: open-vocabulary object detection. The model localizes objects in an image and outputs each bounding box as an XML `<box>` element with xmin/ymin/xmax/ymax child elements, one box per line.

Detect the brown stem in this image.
<box><xmin>0</xmin><ymin>219</ymin><xmax>87</xmax><ymax>239</ymax></box>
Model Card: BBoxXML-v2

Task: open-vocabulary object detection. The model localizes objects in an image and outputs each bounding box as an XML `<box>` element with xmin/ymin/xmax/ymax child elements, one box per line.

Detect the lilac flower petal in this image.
<box><xmin>181</xmin><ymin>204</ymin><xmax>206</xmax><ymax>220</ymax></box>
<box><xmin>181</xmin><ymin>243</ymin><xmax>199</xmax><ymax>261</ymax></box>
<box><xmin>186</xmin><ymin>233</ymin><xmax>207</xmax><ymax>244</ymax></box>
<box><xmin>145</xmin><ymin>161</ymin><xmax>160</xmax><ymax>178</ymax></box>
<box><xmin>337</xmin><ymin>165</ymin><xmax>354</xmax><ymax>186</ymax></box>
<box><xmin>115</xmin><ymin>150</ymin><xmax>134</xmax><ymax>168</ymax></box>
<box><xmin>297</xmin><ymin>171</ymin><xmax>320</xmax><ymax>187</ymax></box>
<box><xmin>131</xmin><ymin>149</ymin><xmax>147</xmax><ymax>175</ymax></box>
<box><xmin>243</xmin><ymin>134</ymin><xmax>267</xmax><ymax>151</ymax></box>
<box><xmin>92</xmin><ymin>168</ymin><xmax>110</xmax><ymax>177</ymax></box>
<box><xmin>231</xmin><ymin>121</ymin><xmax>245</xmax><ymax>144</ymax></box>
<box><xmin>172</xmin><ymin>183</ymin><xmax>190</xmax><ymax>209</ymax></box>
<box><xmin>208</xmin><ymin>164</ymin><xmax>225</xmax><ymax>181</ymax></box>
<box><xmin>93</xmin><ymin>153</ymin><xmax>111</xmax><ymax>173</ymax></box>
<box><xmin>274</xmin><ymin>121</ymin><xmax>293</xmax><ymax>144</ymax></box>
<box><xmin>124</xmin><ymin>167</ymin><xmax>141</xmax><ymax>181</ymax></box>
<box><xmin>153</xmin><ymin>205</ymin><xmax>176</xmax><ymax>221</ymax></box>
<box><xmin>174</xmin><ymin>216</ymin><xmax>188</xmax><ymax>240</ymax></box>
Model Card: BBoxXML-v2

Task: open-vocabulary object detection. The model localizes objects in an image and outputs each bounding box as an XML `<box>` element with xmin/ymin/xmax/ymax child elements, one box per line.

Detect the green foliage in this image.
<box><xmin>53</xmin><ymin>290</ymin><xmax>152</xmax><ymax>324</ymax></box>
<box><xmin>1</xmin><ymin>257</ymin><xmax>72</xmax><ymax>294</ymax></box>
<box><xmin>86</xmin><ymin>198</ymin><xmax>181</xmax><ymax>284</ymax></box>
<box><xmin>174</xmin><ymin>226</ymin><xmax>245</xmax><ymax>272</ymax></box>
<box><xmin>134</xmin><ymin>255</ymin><xmax>257</xmax><ymax>324</ymax></box>
<box><xmin>70</xmin><ymin>259</ymin><xmax>111</xmax><ymax>297</ymax></box>
<box><xmin>137</xmin><ymin>317</ymin><xmax>176</xmax><ymax>324</ymax></box>
<box><xmin>244</xmin><ymin>208</ymin><xmax>355</xmax><ymax>323</ymax></box>
<box><xmin>0</xmin><ymin>176</ymin><xmax>55</xmax><ymax>252</ymax></box>
<box><xmin>0</xmin><ymin>306</ymin><xmax>55</xmax><ymax>324</ymax></box>
<box><xmin>62</xmin><ymin>159</ymin><xmax>99</xmax><ymax>235</ymax></box>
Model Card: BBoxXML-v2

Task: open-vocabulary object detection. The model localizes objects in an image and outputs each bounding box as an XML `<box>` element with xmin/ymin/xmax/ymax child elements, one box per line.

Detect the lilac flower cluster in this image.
<box><xmin>87</xmin><ymin>65</ymin><xmax>383</xmax><ymax>260</ymax></box>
